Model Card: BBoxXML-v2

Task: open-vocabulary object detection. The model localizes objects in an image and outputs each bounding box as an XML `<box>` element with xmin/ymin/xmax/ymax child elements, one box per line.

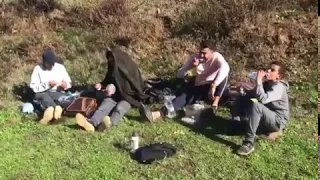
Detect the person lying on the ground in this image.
<box><xmin>140</xmin><ymin>40</ymin><xmax>230</xmax><ymax>122</ymax></box>
<box><xmin>29</xmin><ymin>49</ymin><xmax>72</xmax><ymax>124</ymax></box>
<box><xmin>231</xmin><ymin>61</ymin><xmax>290</xmax><ymax>156</ymax></box>
<box><xmin>75</xmin><ymin>47</ymin><xmax>149</xmax><ymax>132</ymax></box>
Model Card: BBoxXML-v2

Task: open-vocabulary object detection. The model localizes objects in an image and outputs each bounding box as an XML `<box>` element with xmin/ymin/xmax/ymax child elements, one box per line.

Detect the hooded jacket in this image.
<box><xmin>100</xmin><ymin>47</ymin><xmax>148</xmax><ymax>107</ymax></box>
<box><xmin>255</xmin><ymin>80</ymin><xmax>290</xmax><ymax>128</ymax></box>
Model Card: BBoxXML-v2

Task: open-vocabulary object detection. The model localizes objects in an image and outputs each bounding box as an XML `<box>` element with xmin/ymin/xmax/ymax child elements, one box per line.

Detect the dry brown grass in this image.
<box><xmin>0</xmin><ymin>0</ymin><xmax>317</xmax><ymax>99</ymax></box>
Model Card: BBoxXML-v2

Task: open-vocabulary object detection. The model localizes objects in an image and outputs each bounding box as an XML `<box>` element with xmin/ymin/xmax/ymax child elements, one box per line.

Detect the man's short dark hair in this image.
<box><xmin>199</xmin><ymin>40</ymin><xmax>216</xmax><ymax>51</ymax></box>
<box><xmin>271</xmin><ymin>61</ymin><xmax>286</xmax><ymax>77</ymax></box>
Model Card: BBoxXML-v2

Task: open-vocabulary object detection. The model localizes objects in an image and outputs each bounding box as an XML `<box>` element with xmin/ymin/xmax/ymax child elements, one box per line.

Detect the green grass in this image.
<box><xmin>0</xmin><ymin>105</ymin><xmax>317</xmax><ymax>179</ymax></box>
<box><xmin>0</xmin><ymin>0</ymin><xmax>317</xmax><ymax>179</ymax></box>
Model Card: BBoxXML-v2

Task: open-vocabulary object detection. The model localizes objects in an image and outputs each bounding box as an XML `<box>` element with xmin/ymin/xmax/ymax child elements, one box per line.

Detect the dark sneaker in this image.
<box><xmin>139</xmin><ymin>103</ymin><xmax>154</xmax><ymax>123</ymax></box>
<box><xmin>237</xmin><ymin>143</ymin><xmax>255</xmax><ymax>156</ymax></box>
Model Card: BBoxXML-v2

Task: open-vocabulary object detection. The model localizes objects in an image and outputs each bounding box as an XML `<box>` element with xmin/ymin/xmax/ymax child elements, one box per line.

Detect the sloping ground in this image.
<box><xmin>0</xmin><ymin>1</ymin><xmax>317</xmax><ymax>179</ymax></box>
<box><xmin>0</xmin><ymin>0</ymin><xmax>316</xmax><ymax>114</ymax></box>
<box><xmin>0</xmin><ymin>0</ymin><xmax>317</xmax><ymax>88</ymax></box>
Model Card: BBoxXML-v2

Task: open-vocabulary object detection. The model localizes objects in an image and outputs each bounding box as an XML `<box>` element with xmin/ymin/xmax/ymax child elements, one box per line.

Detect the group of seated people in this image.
<box><xmin>29</xmin><ymin>40</ymin><xmax>290</xmax><ymax>156</ymax></box>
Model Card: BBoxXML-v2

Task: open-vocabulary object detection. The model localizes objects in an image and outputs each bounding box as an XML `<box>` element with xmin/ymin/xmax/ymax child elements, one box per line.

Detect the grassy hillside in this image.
<box><xmin>0</xmin><ymin>0</ymin><xmax>317</xmax><ymax>179</ymax></box>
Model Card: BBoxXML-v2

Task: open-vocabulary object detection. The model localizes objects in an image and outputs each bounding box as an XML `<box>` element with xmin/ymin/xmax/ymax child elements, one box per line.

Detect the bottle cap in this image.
<box><xmin>132</xmin><ymin>132</ymin><xmax>139</xmax><ymax>137</ymax></box>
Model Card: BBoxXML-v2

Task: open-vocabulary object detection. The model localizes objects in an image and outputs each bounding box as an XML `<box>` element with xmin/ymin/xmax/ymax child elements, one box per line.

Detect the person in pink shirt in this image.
<box><xmin>140</xmin><ymin>40</ymin><xmax>230</xmax><ymax>122</ymax></box>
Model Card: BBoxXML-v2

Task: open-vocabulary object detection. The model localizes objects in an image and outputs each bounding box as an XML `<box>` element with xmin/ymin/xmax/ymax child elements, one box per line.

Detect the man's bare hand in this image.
<box><xmin>60</xmin><ymin>80</ymin><xmax>67</xmax><ymax>89</ymax></box>
<box><xmin>193</xmin><ymin>57</ymin><xmax>200</xmax><ymax>66</ymax></box>
<box><xmin>95</xmin><ymin>83</ymin><xmax>102</xmax><ymax>90</ymax></box>
<box><xmin>49</xmin><ymin>80</ymin><xmax>57</xmax><ymax>87</ymax></box>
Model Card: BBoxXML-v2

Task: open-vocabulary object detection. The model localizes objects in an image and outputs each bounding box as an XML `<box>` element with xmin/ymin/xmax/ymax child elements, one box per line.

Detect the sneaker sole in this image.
<box><xmin>99</xmin><ymin>116</ymin><xmax>111</xmax><ymax>132</ymax></box>
<box><xmin>39</xmin><ymin>107</ymin><xmax>54</xmax><ymax>125</ymax></box>
<box><xmin>39</xmin><ymin>118</ymin><xmax>52</xmax><ymax>125</ymax></box>
<box><xmin>54</xmin><ymin>106</ymin><xmax>63</xmax><ymax>120</ymax></box>
<box><xmin>76</xmin><ymin>114</ymin><xmax>94</xmax><ymax>132</ymax></box>
<box><xmin>237</xmin><ymin>147</ymin><xmax>255</xmax><ymax>156</ymax></box>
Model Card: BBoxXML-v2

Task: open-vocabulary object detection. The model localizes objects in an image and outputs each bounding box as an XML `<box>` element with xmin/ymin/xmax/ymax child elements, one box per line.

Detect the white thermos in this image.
<box><xmin>130</xmin><ymin>132</ymin><xmax>139</xmax><ymax>153</ymax></box>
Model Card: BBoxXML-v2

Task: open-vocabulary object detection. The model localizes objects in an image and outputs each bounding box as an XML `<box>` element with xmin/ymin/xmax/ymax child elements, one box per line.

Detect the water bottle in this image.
<box><xmin>130</xmin><ymin>132</ymin><xmax>139</xmax><ymax>153</ymax></box>
<box><xmin>196</xmin><ymin>63</ymin><xmax>205</xmax><ymax>74</ymax></box>
<box><xmin>248</xmin><ymin>71</ymin><xmax>269</xmax><ymax>80</ymax></box>
<box><xmin>239</xmin><ymin>86</ymin><xmax>246</xmax><ymax>96</ymax></box>
<box><xmin>164</xmin><ymin>96</ymin><xmax>176</xmax><ymax>118</ymax></box>
<box><xmin>248</xmin><ymin>71</ymin><xmax>258</xmax><ymax>80</ymax></box>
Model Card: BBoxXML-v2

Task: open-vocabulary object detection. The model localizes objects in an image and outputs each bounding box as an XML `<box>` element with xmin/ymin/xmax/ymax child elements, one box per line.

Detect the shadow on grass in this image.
<box><xmin>64</xmin><ymin>124</ymin><xmax>82</xmax><ymax>130</ymax></box>
<box><xmin>113</xmin><ymin>142</ymin><xmax>130</xmax><ymax>152</ymax></box>
<box><xmin>176</xmin><ymin>107</ymin><xmax>278</xmax><ymax>154</ymax></box>
<box><xmin>174</xmin><ymin>108</ymin><xmax>246</xmax><ymax>152</ymax></box>
<box><xmin>125</xmin><ymin>115</ymin><xmax>146</xmax><ymax>123</ymax></box>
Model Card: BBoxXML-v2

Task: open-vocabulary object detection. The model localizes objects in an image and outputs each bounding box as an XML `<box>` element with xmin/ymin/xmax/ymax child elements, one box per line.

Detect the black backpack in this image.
<box><xmin>133</xmin><ymin>142</ymin><xmax>177</xmax><ymax>164</ymax></box>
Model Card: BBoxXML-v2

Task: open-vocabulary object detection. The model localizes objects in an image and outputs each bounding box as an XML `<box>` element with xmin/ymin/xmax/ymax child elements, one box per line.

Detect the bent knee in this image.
<box><xmin>115</xmin><ymin>101</ymin><xmax>131</xmax><ymax>112</ymax></box>
<box><xmin>250</xmin><ymin>101</ymin><xmax>263</xmax><ymax>111</ymax></box>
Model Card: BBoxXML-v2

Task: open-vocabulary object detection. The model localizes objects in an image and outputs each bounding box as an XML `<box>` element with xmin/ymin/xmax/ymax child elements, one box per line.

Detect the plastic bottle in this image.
<box><xmin>130</xmin><ymin>132</ymin><xmax>139</xmax><ymax>153</ymax></box>
<box><xmin>248</xmin><ymin>71</ymin><xmax>258</xmax><ymax>80</ymax></box>
<box><xmin>164</xmin><ymin>96</ymin><xmax>177</xmax><ymax>118</ymax></box>
<box><xmin>239</xmin><ymin>86</ymin><xmax>246</xmax><ymax>96</ymax></box>
<box><xmin>248</xmin><ymin>71</ymin><xmax>269</xmax><ymax>80</ymax></box>
<box><xmin>196</xmin><ymin>63</ymin><xmax>205</xmax><ymax>73</ymax></box>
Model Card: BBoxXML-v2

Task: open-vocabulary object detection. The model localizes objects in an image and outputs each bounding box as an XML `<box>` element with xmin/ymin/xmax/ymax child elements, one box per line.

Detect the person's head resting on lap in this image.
<box><xmin>198</xmin><ymin>40</ymin><xmax>217</xmax><ymax>62</ymax></box>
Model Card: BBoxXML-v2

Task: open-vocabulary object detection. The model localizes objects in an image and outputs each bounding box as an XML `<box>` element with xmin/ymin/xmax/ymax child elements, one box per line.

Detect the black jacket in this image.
<box><xmin>100</xmin><ymin>47</ymin><xmax>148</xmax><ymax>107</ymax></box>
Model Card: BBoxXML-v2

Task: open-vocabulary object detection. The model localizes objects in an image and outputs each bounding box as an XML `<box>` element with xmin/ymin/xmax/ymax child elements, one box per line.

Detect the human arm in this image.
<box><xmin>208</xmin><ymin>60</ymin><xmax>230</xmax><ymax>98</ymax></box>
<box><xmin>255</xmin><ymin>71</ymin><xmax>283</xmax><ymax>104</ymax></box>
<box><xmin>211</xmin><ymin>61</ymin><xmax>230</xmax><ymax>87</ymax></box>
<box><xmin>176</xmin><ymin>54</ymin><xmax>199</xmax><ymax>78</ymax></box>
<box><xmin>29</xmin><ymin>66</ymin><xmax>50</xmax><ymax>93</ymax></box>
<box><xmin>59</xmin><ymin>65</ymin><xmax>72</xmax><ymax>89</ymax></box>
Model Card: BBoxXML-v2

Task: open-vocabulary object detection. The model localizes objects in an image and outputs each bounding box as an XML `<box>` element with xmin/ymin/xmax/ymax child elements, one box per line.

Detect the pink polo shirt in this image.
<box><xmin>176</xmin><ymin>52</ymin><xmax>230</xmax><ymax>86</ymax></box>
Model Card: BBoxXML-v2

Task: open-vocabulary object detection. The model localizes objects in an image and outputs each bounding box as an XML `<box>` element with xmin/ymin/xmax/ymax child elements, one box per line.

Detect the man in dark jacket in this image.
<box><xmin>76</xmin><ymin>47</ymin><xmax>148</xmax><ymax>132</ymax></box>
